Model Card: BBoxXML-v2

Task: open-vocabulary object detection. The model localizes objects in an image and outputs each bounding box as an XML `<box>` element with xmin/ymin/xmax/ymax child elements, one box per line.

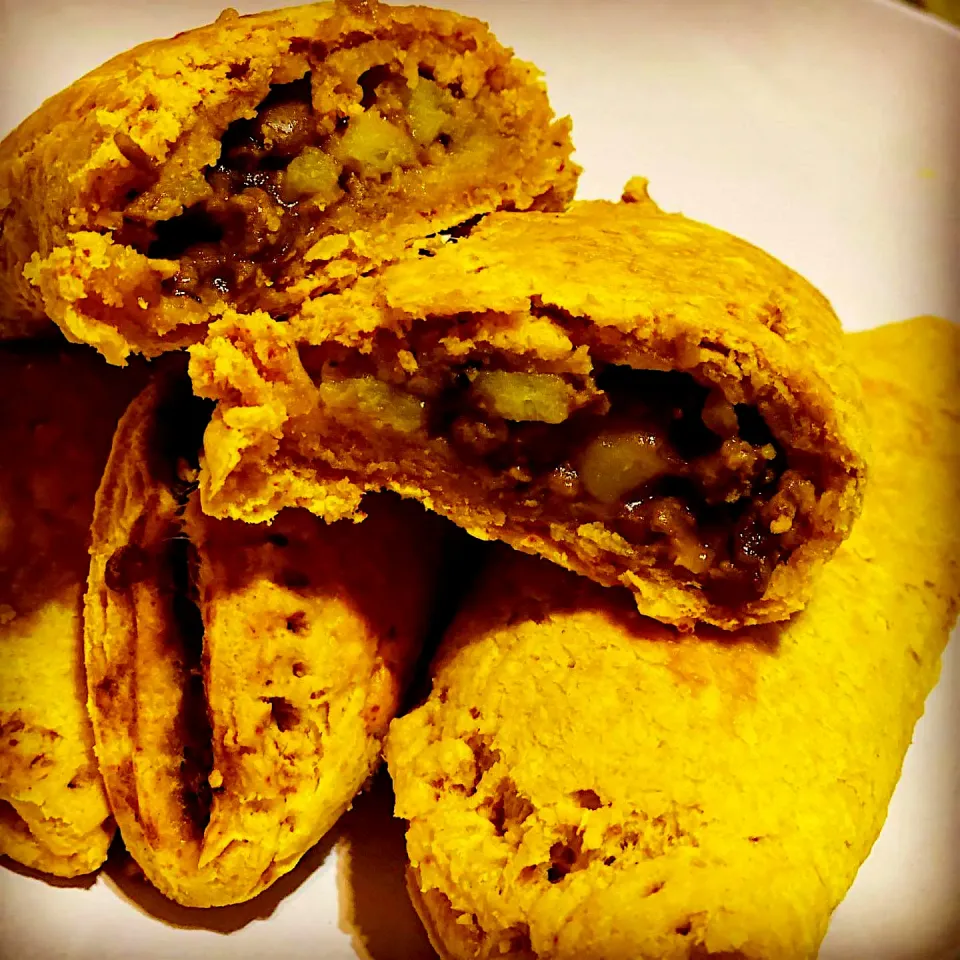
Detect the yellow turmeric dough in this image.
<box><xmin>0</xmin><ymin>1</ymin><xmax>577</xmax><ymax>363</ymax></box>
<box><xmin>0</xmin><ymin>344</ymin><xmax>144</xmax><ymax>877</ymax></box>
<box><xmin>189</xmin><ymin>185</ymin><xmax>865</xmax><ymax>629</ymax></box>
<box><xmin>84</xmin><ymin>373</ymin><xmax>444</xmax><ymax>906</ymax></box>
<box><xmin>385</xmin><ymin>317</ymin><xmax>960</xmax><ymax>960</ymax></box>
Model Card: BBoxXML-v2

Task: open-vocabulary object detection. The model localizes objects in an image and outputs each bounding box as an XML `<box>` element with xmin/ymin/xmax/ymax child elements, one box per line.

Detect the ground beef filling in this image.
<box><xmin>117</xmin><ymin>60</ymin><xmax>500</xmax><ymax>314</ymax></box>
<box><xmin>307</xmin><ymin>359</ymin><xmax>818</xmax><ymax>606</ymax></box>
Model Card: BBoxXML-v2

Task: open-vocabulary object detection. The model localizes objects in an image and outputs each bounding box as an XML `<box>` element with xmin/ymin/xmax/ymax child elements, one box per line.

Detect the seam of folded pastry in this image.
<box><xmin>1</xmin><ymin>2</ymin><xmax>578</xmax><ymax>358</ymax></box>
<box><xmin>85</xmin><ymin>380</ymin><xmax>217</xmax><ymax>903</ymax></box>
<box><xmin>86</xmin><ymin>380</ymin><xmax>294</xmax><ymax>907</ymax></box>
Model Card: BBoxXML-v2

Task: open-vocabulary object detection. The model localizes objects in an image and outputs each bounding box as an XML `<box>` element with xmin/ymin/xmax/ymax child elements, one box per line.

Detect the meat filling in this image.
<box><xmin>117</xmin><ymin>50</ymin><xmax>523</xmax><ymax>315</ymax></box>
<box><xmin>302</xmin><ymin>344</ymin><xmax>820</xmax><ymax>606</ymax></box>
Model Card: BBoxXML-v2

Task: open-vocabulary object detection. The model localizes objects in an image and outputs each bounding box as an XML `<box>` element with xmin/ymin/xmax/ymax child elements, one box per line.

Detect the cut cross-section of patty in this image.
<box><xmin>3</xmin><ymin>1</ymin><xmax>578</xmax><ymax>363</ymax></box>
<box><xmin>190</xmin><ymin>190</ymin><xmax>866</xmax><ymax>630</ymax></box>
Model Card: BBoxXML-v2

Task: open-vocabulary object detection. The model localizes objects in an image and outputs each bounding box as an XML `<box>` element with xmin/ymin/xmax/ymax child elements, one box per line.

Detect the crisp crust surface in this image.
<box><xmin>190</xmin><ymin>189</ymin><xmax>866</xmax><ymax>628</ymax></box>
<box><xmin>0</xmin><ymin>344</ymin><xmax>143</xmax><ymax>877</ymax></box>
<box><xmin>385</xmin><ymin>317</ymin><xmax>960</xmax><ymax>959</ymax></box>
<box><xmin>84</xmin><ymin>375</ymin><xmax>442</xmax><ymax>906</ymax></box>
<box><xmin>0</xmin><ymin>1</ymin><xmax>577</xmax><ymax>362</ymax></box>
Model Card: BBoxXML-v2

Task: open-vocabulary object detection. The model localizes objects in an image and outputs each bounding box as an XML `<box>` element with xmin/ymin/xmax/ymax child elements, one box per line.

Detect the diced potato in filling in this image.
<box><xmin>282</xmin><ymin>148</ymin><xmax>343</xmax><ymax>204</ymax></box>
<box><xmin>317</xmin><ymin>376</ymin><xmax>426</xmax><ymax>434</ymax></box>
<box><xmin>578</xmin><ymin>428</ymin><xmax>672</xmax><ymax>504</ymax></box>
<box><xmin>407</xmin><ymin>79</ymin><xmax>457</xmax><ymax>145</ymax></box>
<box><xmin>330</xmin><ymin>111</ymin><xmax>416</xmax><ymax>177</ymax></box>
<box><xmin>470</xmin><ymin>371</ymin><xmax>578</xmax><ymax>424</ymax></box>
<box><xmin>701</xmin><ymin>389</ymin><xmax>740</xmax><ymax>438</ymax></box>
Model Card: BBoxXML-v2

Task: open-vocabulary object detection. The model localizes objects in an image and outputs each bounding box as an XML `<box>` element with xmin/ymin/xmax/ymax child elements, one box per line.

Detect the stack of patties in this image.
<box><xmin>0</xmin><ymin>0</ymin><xmax>576</xmax><ymax>906</ymax></box>
<box><xmin>0</xmin><ymin>0</ymin><xmax>957</xmax><ymax>953</ymax></box>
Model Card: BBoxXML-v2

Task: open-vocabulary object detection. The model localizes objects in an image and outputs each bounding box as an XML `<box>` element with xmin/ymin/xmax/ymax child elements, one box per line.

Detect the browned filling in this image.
<box><xmin>302</xmin><ymin>335</ymin><xmax>821</xmax><ymax>606</ymax></box>
<box><xmin>116</xmin><ymin>49</ymin><xmax>532</xmax><ymax>315</ymax></box>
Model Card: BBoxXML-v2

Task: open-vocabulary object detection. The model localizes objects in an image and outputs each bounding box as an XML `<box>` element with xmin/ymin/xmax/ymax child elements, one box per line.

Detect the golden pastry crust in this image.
<box><xmin>84</xmin><ymin>373</ymin><xmax>443</xmax><ymax>906</ymax></box>
<box><xmin>190</xmin><ymin>186</ymin><xmax>865</xmax><ymax>628</ymax></box>
<box><xmin>0</xmin><ymin>1</ymin><xmax>577</xmax><ymax>363</ymax></box>
<box><xmin>385</xmin><ymin>317</ymin><xmax>960</xmax><ymax>959</ymax></box>
<box><xmin>0</xmin><ymin>344</ymin><xmax>144</xmax><ymax>877</ymax></box>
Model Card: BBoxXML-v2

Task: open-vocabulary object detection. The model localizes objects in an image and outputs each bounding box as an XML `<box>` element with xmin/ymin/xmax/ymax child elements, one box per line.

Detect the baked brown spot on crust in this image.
<box><xmin>466</xmin><ymin>732</ymin><xmax>500</xmax><ymax>795</ymax></box>
<box><xmin>573</xmin><ymin>788</ymin><xmax>603</xmax><ymax>810</ymax></box>
<box><xmin>486</xmin><ymin>778</ymin><xmax>534</xmax><ymax>837</ymax></box>
<box><xmin>286</xmin><ymin>610</ymin><xmax>308</xmax><ymax>633</ymax></box>
<box><xmin>546</xmin><ymin>825</ymin><xmax>592</xmax><ymax>883</ymax></box>
<box><xmin>94</xmin><ymin>675</ymin><xmax>118</xmax><ymax>712</ymax></box>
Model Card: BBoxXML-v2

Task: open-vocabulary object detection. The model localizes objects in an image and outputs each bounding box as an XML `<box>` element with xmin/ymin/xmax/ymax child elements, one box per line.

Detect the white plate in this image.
<box><xmin>1</xmin><ymin>2</ymin><xmax>958</xmax><ymax>958</ymax></box>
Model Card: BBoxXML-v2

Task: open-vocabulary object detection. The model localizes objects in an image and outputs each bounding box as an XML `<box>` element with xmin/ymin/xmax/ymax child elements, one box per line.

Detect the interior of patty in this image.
<box><xmin>115</xmin><ymin>35</ymin><xmax>564</xmax><ymax>316</ymax></box>
<box><xmin>298</xmin><ymin>323</ymin><xmax>825</xmax><ymax>607</ymax></box>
